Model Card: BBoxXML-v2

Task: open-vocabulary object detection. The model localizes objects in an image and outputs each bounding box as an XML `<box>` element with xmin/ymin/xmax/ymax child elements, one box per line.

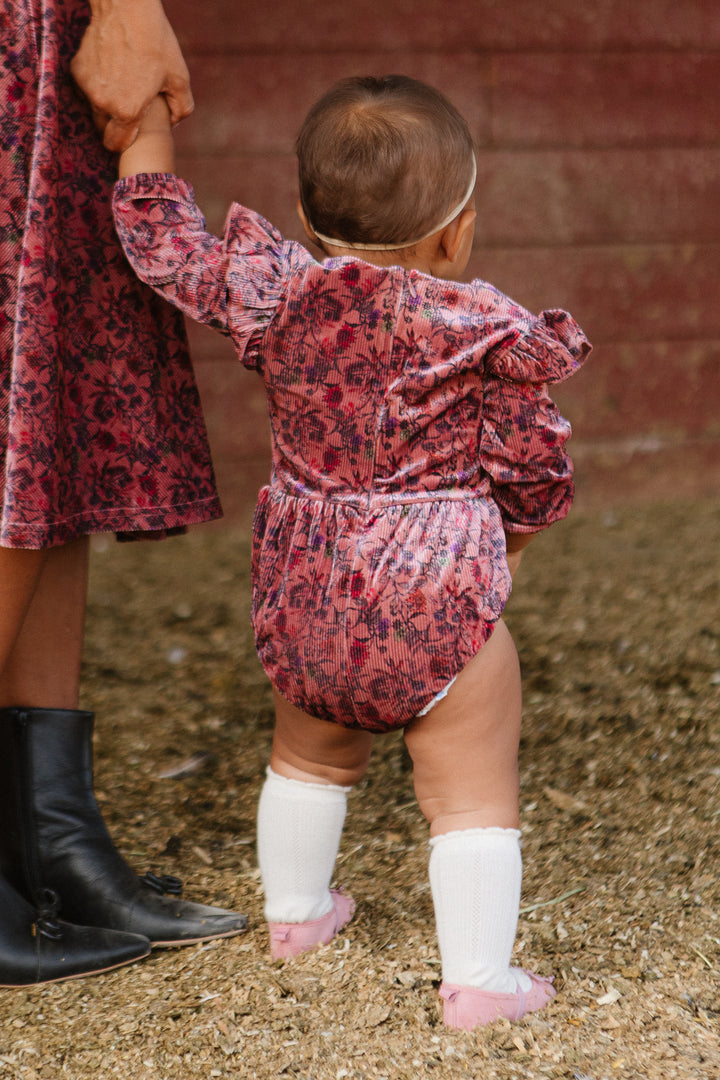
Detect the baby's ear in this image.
<box><xmin>443</xmin><ymin>207</ymin><xmax>477</xmax><ymax>264</ymax></box>
<box><xmin>296</xmin><ymin>201</ymin><xmax>318</xmax><ymax>244</ymax></box>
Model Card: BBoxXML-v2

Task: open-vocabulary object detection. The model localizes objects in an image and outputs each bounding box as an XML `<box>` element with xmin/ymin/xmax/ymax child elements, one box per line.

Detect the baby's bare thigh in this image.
<box><xmin>270</xmin><ymin>688</ymin><xmax>374</xmax><ymax>787</ymax></box>
<box><xmin>403</xmin><ymin>620</ymin><xmax>522</xmax><ymax>833</ymax></box>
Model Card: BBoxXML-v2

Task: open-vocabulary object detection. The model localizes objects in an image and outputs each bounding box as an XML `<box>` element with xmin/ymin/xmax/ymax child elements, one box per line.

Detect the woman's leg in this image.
<box><xmin>0</xmin><ymin>541</ymin><xmax>153</xmax><ymax>983</ymax></box>
<box><xmin>403</xmin><ymin>621</ymin><xmax>554</xmax><ymax>1024</ymax></box>
<box><xmin>0</xmin><ymin>537</ymin><xmax>88</xmax><ymax>708</ymax></box>
<box><xmin>258</xmin><ymin>691</ymin><xmax>374</xmax><ymax>957</ymax></box>
<box><xmin>0</xmin><ymin>536</ymin><xmax>247</xmax><ymax>945</ymax></box>
<box><xmin>0</xmin><ymin>545</ymin><xmax>49</xmax><ymax>687</ymax></box>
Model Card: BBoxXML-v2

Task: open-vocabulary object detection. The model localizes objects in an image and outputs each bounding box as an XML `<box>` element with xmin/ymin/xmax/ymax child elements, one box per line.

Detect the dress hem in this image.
<box><xmin>0</xmin><ymin>497</ymin><xmax>223</xmax><ymax>550</ymax></box>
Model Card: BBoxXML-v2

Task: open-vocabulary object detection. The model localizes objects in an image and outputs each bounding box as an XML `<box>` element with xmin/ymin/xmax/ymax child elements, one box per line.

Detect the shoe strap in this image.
<box><xmin>140</xmin><ymin>871</ymin><xmax>184</xmax><ymax>896</ymax></box>
<box><xmin>32</xmin><ymin>887</ymin><xmax>64</xmax><ymax>941</ymax></box>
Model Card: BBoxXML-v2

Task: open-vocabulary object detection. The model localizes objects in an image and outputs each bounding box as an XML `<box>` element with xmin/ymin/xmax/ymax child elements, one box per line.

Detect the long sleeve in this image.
<box><xmin>478</xmin><ymin>305</ymin><xmax>591</xmax><ymax>531</ymax></box>
<box><xmin>112</xmin><ymin>173</ymin><xmax>290</xmax><ymax>364</ymax></box>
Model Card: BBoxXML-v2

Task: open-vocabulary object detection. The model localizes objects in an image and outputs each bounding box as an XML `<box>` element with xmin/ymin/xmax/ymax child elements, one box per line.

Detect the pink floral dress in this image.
<box><xmin>113</xmin><ymin>174</ymin><xmax>591</xmax><ymax>732</ymax></box>
<box><xmin>0</xmin><ymin>0</ymin><xmax>220</xmax><ymax>548</ymax></box>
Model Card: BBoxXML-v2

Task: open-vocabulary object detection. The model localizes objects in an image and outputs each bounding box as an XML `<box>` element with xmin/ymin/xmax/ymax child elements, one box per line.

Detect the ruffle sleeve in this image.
<box><xmin>487</xmin><ymin>307</ymin><xmax>591</xmax><ymax>386</ymax></box>
<box><xmin>479</xmin><ymin>305</ymin><xmax>591</xmax><ymax>532</ymax></box>
<box><xmin>112</xmin><ymin>173</ymin><xmax>293</xmax><ymax>366</ymax></box>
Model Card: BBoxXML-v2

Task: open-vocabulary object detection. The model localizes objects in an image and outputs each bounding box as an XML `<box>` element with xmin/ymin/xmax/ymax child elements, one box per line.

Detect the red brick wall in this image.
<box><xmin>166</xmin><ymin>0</ymin><xmax>720</xmax><ymax>520</ymax></box>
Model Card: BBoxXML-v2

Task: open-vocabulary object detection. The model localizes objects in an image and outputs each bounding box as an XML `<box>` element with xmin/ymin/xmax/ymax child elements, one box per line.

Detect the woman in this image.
<box><xmin>0</xmin><ymin>0</ymin><xmax>246</xmax><ymax>985</ymax></box>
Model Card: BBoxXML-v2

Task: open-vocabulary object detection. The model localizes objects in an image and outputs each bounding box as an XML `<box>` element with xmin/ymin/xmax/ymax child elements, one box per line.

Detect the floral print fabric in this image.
<box><xmin>0</xmin><ymin>0</ymin><xmax>221</xmax><ymax>548</ymax></box>
<box><xmin>113</xmin><ymin>174</ymin><xmax>591</xmax><ymax>731</ymax></box>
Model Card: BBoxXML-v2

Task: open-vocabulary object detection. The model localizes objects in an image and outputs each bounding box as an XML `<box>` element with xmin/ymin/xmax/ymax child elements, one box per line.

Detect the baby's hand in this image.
<box><xmin>506</xmin><ymin>550</ymin><xmax>524</xmax><ymax>579</ymax></box>
<box><xmin>118</xmin><ymin>95</ymin><xmax>175</xmax><ymax>179</ymax></box>
<box><xmin>138</xmin><ymin>95</ymin><xmax>173</xmax><ymax>136</ymax></box>
<box><xmin>504</xmin><ymin>530</ymin><xmax>536</xmax><ymax>581</ymax></box>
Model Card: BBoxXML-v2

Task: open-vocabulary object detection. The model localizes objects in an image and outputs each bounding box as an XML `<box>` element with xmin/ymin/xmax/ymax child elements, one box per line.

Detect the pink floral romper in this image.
<box><xmin>0</xmin><ymin>0</ymin><xmax>220</xmax><ymax>548</ymax></box>
<box><xmin>113</xmin><ymin>174</ymin><xmax>591</xmax><ymax>732</ymax></box>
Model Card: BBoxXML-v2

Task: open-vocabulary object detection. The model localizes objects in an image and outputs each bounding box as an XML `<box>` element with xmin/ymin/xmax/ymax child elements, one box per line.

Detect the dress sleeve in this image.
<box><xmin>478</xmin><ymin>299</ymin><xmax>592</xmax><ymax>532</ymax></box>
<box><xmin>112</xmin><ymin>173</ymin><xmax>287</xmax><ymax>366</ymax></box>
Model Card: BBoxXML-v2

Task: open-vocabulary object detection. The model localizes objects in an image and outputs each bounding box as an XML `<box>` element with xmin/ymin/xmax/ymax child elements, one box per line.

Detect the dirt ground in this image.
<box><xmin>0</xmin><ymin>497</ymin><xmax>718</xmax><ymax>1080</ymax></box>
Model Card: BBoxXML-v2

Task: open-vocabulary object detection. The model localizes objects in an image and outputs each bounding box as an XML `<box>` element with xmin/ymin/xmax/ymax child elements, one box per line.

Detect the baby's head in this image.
<box><xmin>296</xmin><ymin>75</ymin><xmax>475</xmax><ymax>252</ymax></box>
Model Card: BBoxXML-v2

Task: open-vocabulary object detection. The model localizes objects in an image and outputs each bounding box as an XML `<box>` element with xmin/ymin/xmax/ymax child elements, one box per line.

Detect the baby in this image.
<box><xmin>112</xmin><ymin>75</ymin><xmax>590</xmax><ymax>1028</ymax></box>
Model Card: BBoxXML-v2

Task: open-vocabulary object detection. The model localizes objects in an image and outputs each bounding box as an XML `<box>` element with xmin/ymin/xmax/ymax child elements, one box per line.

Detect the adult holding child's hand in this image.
<box><xmin>0</xmin><ymin>0</ymin><xmax>246</xmax><ymax>988</ymax></box>
<box><xmin>70</xmin><ymin>0</ymin><xmax>194</xmax><ymax>151</ymax></box>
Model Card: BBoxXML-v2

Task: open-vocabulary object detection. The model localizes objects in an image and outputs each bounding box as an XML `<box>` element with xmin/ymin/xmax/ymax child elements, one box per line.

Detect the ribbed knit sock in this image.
<box><xmin>429</xmin><ymin>826</ymin><xmax>532</xmax><ymax>994</ymax></box>
<box><xmin>257</xmin><ymin>766</ymin><xmax>350</xmax><ymax>923</ymax></box>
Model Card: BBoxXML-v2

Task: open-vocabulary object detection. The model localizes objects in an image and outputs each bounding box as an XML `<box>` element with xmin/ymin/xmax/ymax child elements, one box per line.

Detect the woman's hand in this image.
<box><xmin>70</xmin><ymin>0</ymin><xmax>193</xmax><ymax>153</ymax></box>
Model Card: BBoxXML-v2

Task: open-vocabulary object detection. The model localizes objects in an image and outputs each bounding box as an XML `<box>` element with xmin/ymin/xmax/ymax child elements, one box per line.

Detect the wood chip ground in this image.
<box><xmin>0</xmin><ymin>499</ymin><xmax>717</xmax><ymax>1079</ymax></box>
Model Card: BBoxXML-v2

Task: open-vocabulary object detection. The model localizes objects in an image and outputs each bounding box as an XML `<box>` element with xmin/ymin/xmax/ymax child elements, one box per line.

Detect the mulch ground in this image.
<box><xmin>0</xmin><ymin>498</ymin><xmax>718</xmax><ymax>1079</ymax></box>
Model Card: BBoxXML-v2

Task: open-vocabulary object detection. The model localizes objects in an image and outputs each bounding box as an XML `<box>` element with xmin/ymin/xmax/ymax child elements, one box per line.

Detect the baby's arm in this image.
<box><xmin>504</xmin><ymin>531</ymin><xmax>535</xmax><ymax>579</ymax></box>
<box><xmin>112</xmin><ymin>94</ymin><xmax>296</xmax><ymax>353</ymax></box>
<box><xmin>478</xmin><ymin>297</ymin><xmax>590</xmax><ymax>552</ymax></box>
<box><xmin>113</xmin><ymin>139</ymin><xmax>286</xmax><ymax>349</ymax></box>
<box><xmin>118</xmin><ymin>95</ymin><xmax>175</xmax><ymax>177</ymax></box>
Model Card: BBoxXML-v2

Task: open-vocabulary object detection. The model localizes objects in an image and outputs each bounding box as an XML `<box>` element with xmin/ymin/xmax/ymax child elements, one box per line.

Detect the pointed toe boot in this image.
<box><xmin>0</xmin><ymin>875</ymin><xmax>150</xmax><ymax>987</ymax></box>
<box><xmin>0</xmin><ymin>707</ymin><xmax>248</xmax><ymax>947</ymax></box>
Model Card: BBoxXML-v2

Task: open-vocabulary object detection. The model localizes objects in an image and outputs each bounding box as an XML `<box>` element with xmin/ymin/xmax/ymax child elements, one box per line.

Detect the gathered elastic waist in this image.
<box><xmin>268</xmin><ymin>484</ymin><xmax>484</xmax><ymax>512</ymax></box>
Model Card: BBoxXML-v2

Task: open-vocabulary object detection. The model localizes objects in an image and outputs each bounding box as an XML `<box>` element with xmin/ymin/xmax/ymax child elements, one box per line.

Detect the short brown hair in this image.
<box><xmin>296</xmin><ymin>75</ymin><xmax>474</xmax><ymax>248</ymax></box>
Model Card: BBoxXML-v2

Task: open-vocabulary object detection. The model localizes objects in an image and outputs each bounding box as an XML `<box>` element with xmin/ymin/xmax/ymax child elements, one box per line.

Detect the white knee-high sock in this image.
<box><xmin>429</xmin><ymin>826</ymin><xmax>531</xmax><ymax>994</ymax></box>
<box><xmin>257</xmin><ymin>766</ymin><xmax>350</xmax><ymax>923</ymax></box>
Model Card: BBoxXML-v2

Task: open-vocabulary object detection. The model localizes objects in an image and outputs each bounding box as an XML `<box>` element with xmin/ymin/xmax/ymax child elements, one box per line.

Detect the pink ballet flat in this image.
<box><xmin>268</xmin><ymin>889</ymin><xmax>355</xmax><ymax>960</ymax></box>
<box><xmin>439</xmin><ymin>970</ymin><xmax>556</xmax><ymax>1029</ymax></box>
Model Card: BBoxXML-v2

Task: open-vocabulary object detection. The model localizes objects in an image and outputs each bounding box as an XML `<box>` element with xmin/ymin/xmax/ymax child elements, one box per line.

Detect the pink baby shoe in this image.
<box><xmin>439</xmin><ymin>970</ymin><xmax>556</xmax><ymax>1029</ymax></box>
<box><xmin>268</xmin><ymin>889</ymin><xmax>355</xmax><ymax>960</ymax></box>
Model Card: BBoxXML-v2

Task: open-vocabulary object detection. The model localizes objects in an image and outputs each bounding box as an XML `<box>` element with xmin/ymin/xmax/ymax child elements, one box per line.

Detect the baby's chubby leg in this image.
<box><xmin>257</xmin><ymin>692</ymin><xmax>373</xmax><ymax>958</ymax></box>
<box><xmin>403</xmin><ymin>620</ymin><xmax>555</xmax><ymax>1027</ymax></box>
<box><xmin>270</xmin><ymin>689</ymin><xmax>374</xmax><ymax>789</ymax></box>
<box><xmin>404</xmin><ymin>618</ymin><xmax>521</xmax><ymax>835</ymax></box>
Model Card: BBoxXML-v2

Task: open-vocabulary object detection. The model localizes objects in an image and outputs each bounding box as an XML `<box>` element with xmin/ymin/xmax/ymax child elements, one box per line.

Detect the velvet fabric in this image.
<box><xmin>0</xmin><ymin>1</ymin><xmax>220</xmax><ymax>548</ymax></box>
<box><xmin>113</xmin><ymin>174</ymin><xmax>591</xmax><ymax>729</ymax></box>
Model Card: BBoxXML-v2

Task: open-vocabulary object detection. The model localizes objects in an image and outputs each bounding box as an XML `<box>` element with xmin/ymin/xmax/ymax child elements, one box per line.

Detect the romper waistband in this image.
<box><xmin>270</xmin><ymin>483</ymin><xmax>486</xmax><ymax>512</ymax></box>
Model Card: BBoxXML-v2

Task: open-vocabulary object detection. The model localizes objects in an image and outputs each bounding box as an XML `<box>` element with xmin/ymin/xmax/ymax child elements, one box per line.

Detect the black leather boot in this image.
<box><xmin>0</xmin><ymin>707</ymin><xmax>247</xmax><ymax>946</ymax></box>
<box><xmin>0</xmin><ymin>873</ymin><xmax>150</xmax><ymax>986</ymax></box>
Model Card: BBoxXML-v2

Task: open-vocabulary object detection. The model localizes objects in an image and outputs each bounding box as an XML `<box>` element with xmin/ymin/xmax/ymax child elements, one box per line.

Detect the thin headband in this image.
<box><xmin>311</xmin><ymin>158</ymin><xmax>477</xmax><ymax>252</ymax></box>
